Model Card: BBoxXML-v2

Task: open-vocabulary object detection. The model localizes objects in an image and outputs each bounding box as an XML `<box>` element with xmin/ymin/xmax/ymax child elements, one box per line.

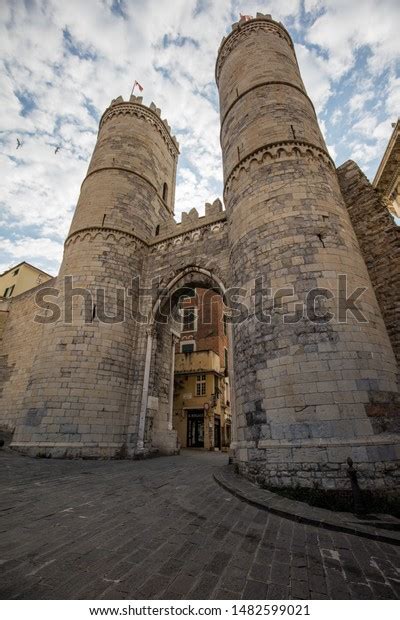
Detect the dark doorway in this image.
<box><xmin>214</xmin><ymin>414</ymin><xmax>221</xmax><ymax>450</ymax></box>
<box><xmin>187</xmin><ymin>410</ymin><xmax>204</xmax><ymax>448</ymax></box>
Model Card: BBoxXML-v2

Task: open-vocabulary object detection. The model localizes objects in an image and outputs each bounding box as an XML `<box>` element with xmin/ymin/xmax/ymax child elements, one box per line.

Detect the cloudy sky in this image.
<box><xmin>0</xmin><ymin>0</ymin><xmax>399</xmax><ymax>276</ymax></box>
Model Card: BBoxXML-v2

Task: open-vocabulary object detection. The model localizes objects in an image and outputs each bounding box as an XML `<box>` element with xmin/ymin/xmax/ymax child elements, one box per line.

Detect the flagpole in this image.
<box><xmin>130</xmin><ymin>80</ymin><xmax>143</xmax><ymax>99</ymax></box>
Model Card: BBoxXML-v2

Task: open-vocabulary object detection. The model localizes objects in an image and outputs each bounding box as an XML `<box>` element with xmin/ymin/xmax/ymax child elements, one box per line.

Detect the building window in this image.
<box><xmin>223</xmin><ymin>314</ymin><xmax>227</xmax><ymax>335</ymax></box>
<box><xmin>214</xmin><ymin>375</ymin><xmax>219</xmax><ymax>395</ymax></box>
<box><xmin>196</xmin><ymin>374</ymin><xmax>206</xmax><ymax>396</ymax></box>
<box><xmin>4</xmin><ymin>285</ymin><xmax>15</xmax><ymax>298</ymax></box>
<box><xmin>162</xmin><ymin>182</ymin><xmax>168</xmax><ymax>202</ymax></box>
<box><xmin>181</xmin><ymin>307</ymin><xmax>197</xmax><ymax>332</ymax></box>
<box><xmin>181</xmin><ymin>342</ymin><xmax>195</xmax><ymax>353</ymax></box>
<box><xmin>181</xmin><ymin>287</ymin><xmax>195</xmax><ymax>300</ymax></box>
<box><xmin>155</xmin><ymin>224</ymin><xmax>160</xmax><ymax>236</ymax></box>
<box><xmin>224</xmin><ymin>348</ymin><xmax>228</xmax><ymax>373</ymax></box>
<box><xmin>13</xmin><ymin>269</ymin><xmax>19</xmax><ymax>276</ymax></box>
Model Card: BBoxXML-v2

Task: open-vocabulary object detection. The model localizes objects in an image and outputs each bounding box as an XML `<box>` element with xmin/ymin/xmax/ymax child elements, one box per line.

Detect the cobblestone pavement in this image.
<box><xmin>1</xmin><ymin>449</ymin><xmax>400</xmax><ymax>600</ymax></box>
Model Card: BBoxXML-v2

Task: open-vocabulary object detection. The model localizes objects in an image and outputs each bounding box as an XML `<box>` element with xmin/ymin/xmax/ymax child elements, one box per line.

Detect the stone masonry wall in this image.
<box><xmin>8</xmin><ymin>96</ymin><xmax>180</xmax><ymax>459</ymax></box>
<box><xmin>337</xmin><ymin>160</ymin><xmax>400</xmax><ymax>368</ymax></box>
<box><xmin>0</xmin><ymin>15</ymin><xmax>398</xmax><ymax>493</ymax></box>
<box><xmin>136</xmin><ymin>212</ymin><xmax>231</xmax><ymax>455</ymax></box>
<box><xmin>10</xmin><ymin>234</ymin><xmax>146</xmax><ymax>457</ymax></box>
<box><xmin>217</xmin><ymin>14</ymin><xmax>400</xmax><ymax>491</ymax></box>
<box><xmin>69</xmin><ymin>96</ymin><xmax>179</xmax><ymax>241</ymax></box>
<box><xmin>0</xmin><ymin>280</ymin><xmax>54</xmax><ymax>434</ymax></box>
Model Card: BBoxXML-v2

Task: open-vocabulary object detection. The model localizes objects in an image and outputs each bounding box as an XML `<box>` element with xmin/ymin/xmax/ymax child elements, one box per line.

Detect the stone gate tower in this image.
<box><xmin>8</xmin><ymin>97</ymin><xmax>179</xmax><ymax>456</ymax></box>
<box><xmin>0</xmin><ymin>13</ymin><xmax>399</xmax><ymax>491</ymax></box>
<box><xmin>216</xmin><ymin>14</ymin><xmax>399</xmax><ymax>488</ymax></box>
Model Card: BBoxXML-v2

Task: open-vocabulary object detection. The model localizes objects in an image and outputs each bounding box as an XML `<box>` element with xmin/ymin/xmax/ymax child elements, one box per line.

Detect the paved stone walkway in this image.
<box><xmin>1</xmin><ymin>448</ymin><xmax>400</xmax><ymax>600</ymax></box>
<box><xmin>215</xmin><ymin>466</ymin><xmax>400</xmax><ymax>545</ymax></box>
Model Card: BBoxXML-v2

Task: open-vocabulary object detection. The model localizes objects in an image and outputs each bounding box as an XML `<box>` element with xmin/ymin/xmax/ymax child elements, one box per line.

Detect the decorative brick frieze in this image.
<box><xmin>100</xmin><ymin>99</ymin><xmax>179</xmax><ymax>157</ymax></box>
<box><xmin>151</xmin><ymin>217</ymin><xmax>227</xmax><ymax>252</ymax></box>
<box><xmin>64</xmin><ymin>226</ymin><xmax>147</xmax><ymax>250</ymax></box>
<box><xmin>224</xmin><ymin>140</ymin><xmax>334</xmax><ymax>194</ymax></box>
<box><xmin>0</xmin><ymin>16</ymin><xmax>398</xmax><ymax>490</ymax></box>
<box><xmin>100</xmin><ymin>101</ymin><xmax>179</xmax><ymax>158</ymax></box>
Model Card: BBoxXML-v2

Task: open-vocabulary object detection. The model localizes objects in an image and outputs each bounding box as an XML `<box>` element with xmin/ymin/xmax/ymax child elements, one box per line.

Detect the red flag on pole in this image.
<box><xmin>131</xmin><ymin>80</ymin><xmax>144</xmax><ymax>95</ymax></box>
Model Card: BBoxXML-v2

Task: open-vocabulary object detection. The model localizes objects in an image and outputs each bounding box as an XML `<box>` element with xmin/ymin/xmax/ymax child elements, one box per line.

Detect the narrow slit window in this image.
<box><xmin>162</xmin><ymin>182</ymin><xmax>168</xmax><ymax>202</ymax></box>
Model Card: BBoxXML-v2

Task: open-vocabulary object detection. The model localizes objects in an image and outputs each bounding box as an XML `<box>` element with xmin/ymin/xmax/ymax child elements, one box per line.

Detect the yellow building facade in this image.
<box><xmin>0</xmin><ymin>262</ymin><xmax>52</xmax><ymax>299</ymax></box>
<box><xmin>173</xmin><ymin>350</ymin><xmax>231</xmax><ymax>450</ymax></box>
<box><xmin>0</xmin><ymin>262</ymin><xmax>53</xmax><ymax>343</ymax></box>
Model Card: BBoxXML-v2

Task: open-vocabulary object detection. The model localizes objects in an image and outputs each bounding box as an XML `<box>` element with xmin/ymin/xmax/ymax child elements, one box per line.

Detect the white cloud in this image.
<box><xmin>348</xmin><ymin>91</ymin><xmax>374</xmax><ymax>113</ymax></box>
<box><xmin>330</xmin><ymin>109</ymin><xmax>342</xmax><ymax>125</ymax></box>
<box><xmin>349</xmin><ymin>142</ymin><xmax>377</xmax><ymax>166</ymax></box>
<box><xmin>352</xmin><ymin>114</ymin><xmax>393</xmax><ymax>144</ymax></box>
<box><xmin>326</xmin><ymin>143</ymin><xmax>337</xmax><ymax>161</ymax></box>
<box><xmin>0</xmin><ymin>236</ymin><xmax>62</xmax><ymax>275</ymax></box>
<box><xmin>352</xmin><ymin>113</ymin><xmax>379</xmax><ymax>137</ymax></box>
<box><xmin>306</xmin><ymin>0</ymin><xmax>400</xmax><ymax>79</ymax></box>
<box><xmin>304</xmin><ymin>0</ymin><xmax>323</xmax><ymax>11</ymax></box>
<box><xmin>372</xmin><ymin>120</ymin><xmax>394</xmax><ymax>142</ymax></box>
<box><xmin>386</xmin><ymin>73</ymin><xmax>400</xmax><ymax>118</ymax></box>
<box><xmin>1</xmin><ymin>0</ymin><xmax>399</xmax><ymax>274</ymax></box>
<box><xmin>295</xmin><ymin>44</ymin><xmax>332</xmax><ymax>113</ymax></box>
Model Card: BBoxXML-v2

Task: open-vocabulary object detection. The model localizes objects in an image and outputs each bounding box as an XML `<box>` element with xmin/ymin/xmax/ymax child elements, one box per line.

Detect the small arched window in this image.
<box><xmin>162</xmin><ymin>182</ymin><xmax>168</xmax><ymax>202</ymax></box>
<box><xmin>155</xmin><ymin>224</ymin><xmax>160</xmax><ymax>236</ymax></box>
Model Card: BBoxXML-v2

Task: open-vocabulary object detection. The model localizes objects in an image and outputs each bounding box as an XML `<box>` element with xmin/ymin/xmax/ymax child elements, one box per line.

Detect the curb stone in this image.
<box><xmin>214</xmin><ymin>465</ymin><xmax>400</xmax><ymax>546</ymax></box>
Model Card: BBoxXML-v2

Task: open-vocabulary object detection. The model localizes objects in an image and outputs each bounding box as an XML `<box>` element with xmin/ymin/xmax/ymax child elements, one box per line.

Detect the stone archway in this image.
<box><xmin>135</xmin><ymin>266</ymin><xmax>237</xmax><ymax>457</ymax></box>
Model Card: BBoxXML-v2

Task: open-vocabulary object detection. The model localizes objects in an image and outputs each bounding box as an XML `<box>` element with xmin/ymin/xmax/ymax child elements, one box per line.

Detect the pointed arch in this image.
<box><xmin>150</xmin><ymin>266</ymin><xmax>228</xmax><ymax>325</ymax></box>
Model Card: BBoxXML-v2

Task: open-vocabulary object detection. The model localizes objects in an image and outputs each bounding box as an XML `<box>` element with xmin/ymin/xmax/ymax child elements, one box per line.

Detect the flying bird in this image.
<box><xmin>54</xmin><ymin>145</ymin><xmax>61</xmax><ymax>154</ymax></box>
<box><xmin>16</xmin><ymin>138</ymin><xmax>22</xmax><ymax>149</ymax></box>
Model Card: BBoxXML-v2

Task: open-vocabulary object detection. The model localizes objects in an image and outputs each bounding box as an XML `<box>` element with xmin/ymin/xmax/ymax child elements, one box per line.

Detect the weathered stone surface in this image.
<box><xmin>1</xmin><ymin>449</ymin><xmax>400</xmax><ymax>600</ymax></box>
<box><xmin>216</xmin><ymin>18</ymin><xmax>399</xmax><ymax>489</ymax></box>
<box><xmin>337</xmin><ymin>160</ymin><xmax>400</xmax><ymax>367</ymax></box>
<box><xmin>0</xmin><ymin>16</ymin><xmax>398</xmax><ymax>491</ymax></box>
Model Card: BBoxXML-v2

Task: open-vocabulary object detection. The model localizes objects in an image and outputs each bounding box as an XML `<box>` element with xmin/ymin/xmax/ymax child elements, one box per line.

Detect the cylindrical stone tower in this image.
<box><xmin>217</xmin><ymin>14</ymin><xmax>399</xmax><ymax>490</ymax></box>
<box><xmin>11</xmin><ymin>96</ymin><xmax>179</xmax><ymax>458</ymax></box>
<box><xmin>69</xmin><ymin>95</ymin><xmax>178</xmax><ymax>238</ymax></box>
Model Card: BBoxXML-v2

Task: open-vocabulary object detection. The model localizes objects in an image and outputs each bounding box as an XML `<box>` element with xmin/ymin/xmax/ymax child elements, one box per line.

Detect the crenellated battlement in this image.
<box><xmin>3</xmin><ymin>15</ymin><xmax>399</xmax><ymax>489</ymax></box>
<box><xmin>153</xmin><ymin>198</ymin><xmax>225</xmax><ymax>243</ymax></box>
<box><xmin>216</xmin><ymin>13</ymin><xmax>294</xmax><ymax>83</ymax></box>
<box><xmin>64</xmin><ymin>199</ymin><xmax>226</xmax><ymax>250</ymax></box>
<box><xmin>99</xmin><ymin>95</ymin><xmax>179</xmax><ymax>156</ymax></box>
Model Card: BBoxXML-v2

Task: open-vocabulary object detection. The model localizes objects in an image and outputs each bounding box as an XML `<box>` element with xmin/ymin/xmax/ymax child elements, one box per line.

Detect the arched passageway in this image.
<box><xmin>135</xmin><ymin>267</ymin><xmax>237</xmax><ymax>457</ymax></box>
